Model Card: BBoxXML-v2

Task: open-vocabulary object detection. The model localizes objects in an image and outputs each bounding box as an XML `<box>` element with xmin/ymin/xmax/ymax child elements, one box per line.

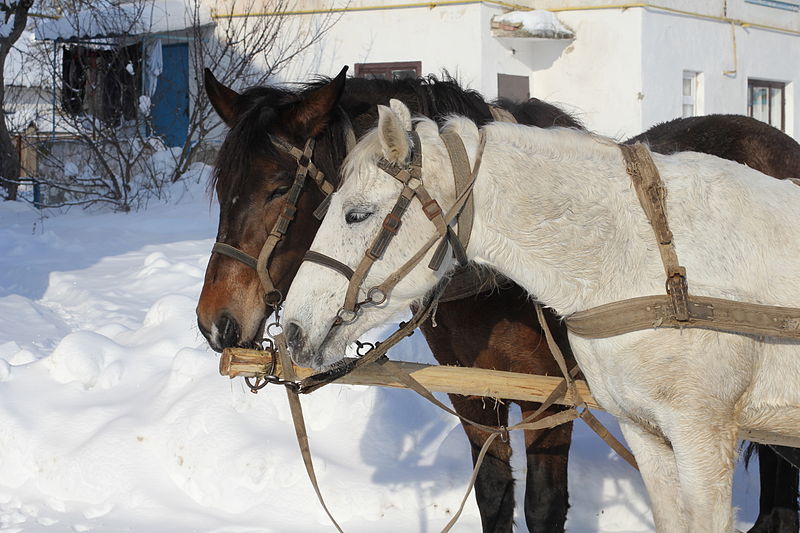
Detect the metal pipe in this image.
<box><xmin>209</xmin><ymin>1</ymin><xmax>800</xmax><ymax>37</ymax></box>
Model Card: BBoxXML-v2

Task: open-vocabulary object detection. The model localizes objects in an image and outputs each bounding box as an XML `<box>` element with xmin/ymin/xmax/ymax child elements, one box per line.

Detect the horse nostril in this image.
<box><xmin>285</xmin><ymin>322</ymin><xmax>304</xmax><ymax>350</ymax></box>
<box><xmin>216</xmin><ymin>312</ymin><xmax>241</xmax><ymax>349</ymax></box>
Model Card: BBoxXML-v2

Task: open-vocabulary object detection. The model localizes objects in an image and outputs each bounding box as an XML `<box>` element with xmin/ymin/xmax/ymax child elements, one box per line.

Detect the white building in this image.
<box><xmin>260</xmin><ymin>0</ymin><xmax>799</xmax><ymax>141</ymax></box>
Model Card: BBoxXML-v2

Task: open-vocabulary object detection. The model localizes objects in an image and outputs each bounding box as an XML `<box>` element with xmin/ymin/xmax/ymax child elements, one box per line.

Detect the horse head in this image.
<box><xmin>196</xmin><ymin>67</ymin><xmax>348</xmax><ymax>352</ymax></box>
<box><xmin>282</xmin><ymin>100</ymin><xmax>481</xmax><ymax>369</ymax></box>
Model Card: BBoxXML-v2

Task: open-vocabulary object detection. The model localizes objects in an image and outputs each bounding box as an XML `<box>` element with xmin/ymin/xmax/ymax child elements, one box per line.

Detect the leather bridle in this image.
<box><xmin>212</xmin><ymin>134</ymin><xmax>339</xmax><ymax>305</ymax></box>
<box><xmin>301</xmin><ymin>127</ymin><xmax>487</xmax><ymax>333</ymax></box>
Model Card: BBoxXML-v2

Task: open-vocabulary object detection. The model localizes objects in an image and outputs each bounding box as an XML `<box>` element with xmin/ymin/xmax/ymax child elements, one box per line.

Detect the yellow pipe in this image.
<box><xmin>723</xmin><ymin>21</ymin><xmax>738</xmax><ymax>76</ymax></box>
<box><xmin>29</xmin><ymin>12</ymin><xmax>60</xmax><ymax>20</ymax></box>
<box><xmin>210</xmin><ymin>1</ymin><xmax>800</xmax><ymax>37</ymax></box>
<box><xmin>549</xmin><ymin>3</ymin><xmax>800</xmax><ymax>36</ymax></box>
<box><xmin>211</xmin><ymin>1</ymin><xmax>529</xmax><ymax>19</ymax></box>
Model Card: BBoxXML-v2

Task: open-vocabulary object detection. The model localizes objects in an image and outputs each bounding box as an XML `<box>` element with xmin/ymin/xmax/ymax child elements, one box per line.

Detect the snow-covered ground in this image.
<box><xmin>0</xmin><ymin>175</ymin><xmax>763</xmax><ymax>532</ymax></box>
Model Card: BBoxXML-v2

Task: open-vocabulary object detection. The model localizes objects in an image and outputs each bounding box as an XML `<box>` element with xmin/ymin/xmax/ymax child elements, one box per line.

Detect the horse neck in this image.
<box><xmin>465</xmin><ymin>125</ymin><xmax>661</xmax><ymax>316</ymax></box>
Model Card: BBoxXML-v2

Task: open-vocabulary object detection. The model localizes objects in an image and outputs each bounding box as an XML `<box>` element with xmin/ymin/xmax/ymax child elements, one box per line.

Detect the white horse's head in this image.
<box><xmin>281</xmin><ymin>99</ymin><xmax>480</xmax><ymax>369</ymax></box>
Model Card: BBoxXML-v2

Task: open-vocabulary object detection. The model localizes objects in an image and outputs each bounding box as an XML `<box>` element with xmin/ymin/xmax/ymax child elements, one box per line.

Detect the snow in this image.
<box><xmin>34</xmin><ymin>0</ymin><xmax>213</xmax><ymax>42</ymax></box>
<box><xmin>0</xmin><ymin>14</ymin><xmax>15</xmax><ymax>39</ymax></box>
<box><xmin>492</xmin><ymin>10</ymin><xmax>574</xmax><ymax>39</ymax></box>
<box><xmin>3</xmin><ymin>31</ymin><xmax>49</xmax><ymax>88</ymax></box>
<box><xmin>0</xmin><ymin>174</ymin><xmax>765</xmax><ymax>531</ymax></box>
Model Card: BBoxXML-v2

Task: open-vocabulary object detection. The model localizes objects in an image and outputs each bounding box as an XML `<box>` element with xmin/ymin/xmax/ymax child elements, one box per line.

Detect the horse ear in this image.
<box><xmin>378</xmin><ymin>104</ymin><xmax>411</xmax><ymax>163</ymax></box>
<box><xmin>204</xmin><ymin>68</ymin><xmax>241</xmax><ymax>127</ymax></box>
<box><xmin>389</xmin><ymin>99</ymin><xmax>412</xmax><ymax>130</ymax></box>
<box><xmin>282</xmin><ymin>65</ymin><xmax>348</xmax><ymax>138</ymax></box>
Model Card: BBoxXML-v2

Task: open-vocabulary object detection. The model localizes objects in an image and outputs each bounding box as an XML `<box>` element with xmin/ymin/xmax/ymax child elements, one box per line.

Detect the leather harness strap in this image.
<box><xmin>274</xmin><ymin>331</ymin><xmax>345</xmax><ymax>533</ymax></box>
<box><xmin>439</xmin><ymin>131</ymin><xmax>475</xmax><ymax>255</ymax></box>
<box><xmin>435</xmin><ymin>105</ymin><xmax>518</xmax><ymax>302</ymax></box>
<box><xmin>488</xmin><ymin>104</ymin><xmax>517</xmax><ymax>124</ymax></box>
<box><xmin>621</xmin><ymin>143</ymin><xmax>690</xmax><ymax>321</ymax></box>
<box><xmin>566</xmin><ymin>142</ymin><xmax>800</xmax><ymax>340</ymax></box>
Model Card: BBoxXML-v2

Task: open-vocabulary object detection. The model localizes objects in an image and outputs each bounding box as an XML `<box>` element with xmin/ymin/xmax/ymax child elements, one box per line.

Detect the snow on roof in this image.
<box><xmin>0</xmin><ymin>14</ymin><xmax>16</xmax><ymax>38</ymax></box>
<box><xmin>35</xmin><ymin>0</ymin><xmax>213</xmax><ymax>42</ymax></box>
<box><xmin>491</xmin><ymin>10</ymin><xmax>574</xmax><ymax>40</ymax></box>
<box><xmin>4</xmin><ymin>31</ymin><xmax>50</xmax><ymax>88</ymax></box>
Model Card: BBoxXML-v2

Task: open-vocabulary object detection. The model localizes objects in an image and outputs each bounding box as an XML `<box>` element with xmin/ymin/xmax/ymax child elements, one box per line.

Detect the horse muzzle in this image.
<box><xmin>284</xmin><ymin>321</ymin><xmax>326</xmax><ymax>369</ymax></box>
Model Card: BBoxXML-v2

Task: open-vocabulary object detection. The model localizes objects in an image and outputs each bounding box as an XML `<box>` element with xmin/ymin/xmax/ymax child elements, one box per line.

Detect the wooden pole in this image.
<box><xmin>221</xmin><ymin>347</ymin><xmax>598</xmax><ymax>408</ymax></box>
<box><xmin>220</xmin><ymin>347</ymin><xmax>800</xmax><ymax>449</ymax></box>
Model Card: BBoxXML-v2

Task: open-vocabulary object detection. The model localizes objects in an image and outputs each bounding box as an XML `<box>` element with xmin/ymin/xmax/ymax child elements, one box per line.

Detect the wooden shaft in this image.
<box><xmin>221</xmin><ymin>347</ymin><xmax>598</xmax><ymax>408</ymax></box>
<box><xmin>219</xmin><ymin>348</ymin><xmax>800</xmax><ymax>448</ymax></box>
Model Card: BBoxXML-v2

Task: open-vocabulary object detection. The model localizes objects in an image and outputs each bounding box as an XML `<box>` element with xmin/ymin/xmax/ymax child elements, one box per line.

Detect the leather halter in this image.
<box><xmin>302</xmin><ymin>126</ymin><xmax>486</xmax><ymax>328</ymax></box>
<box><xmin>211</xmin><ymin>134</ymin><xmax>338</xmax><ymax>305</ymax></box>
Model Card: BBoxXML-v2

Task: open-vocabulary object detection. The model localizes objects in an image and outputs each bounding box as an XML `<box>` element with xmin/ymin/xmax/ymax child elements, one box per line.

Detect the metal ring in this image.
<box><xmin>367</xmin><ymin>287</ymin><xmax>387</xmax><ymax>305</ymax></box>
<box><xmin>245</xmin><ymin>376</ymin><xmax>268</xmax><ymax>394</ymax></box>
<box><xmin>266</xmin><ymin>321</ymin><xmax>283</xmax><ymax>338</ymax></box>
<box><xmin>259</xmin><ymin>337</ymin><xmax>275</xmax><ymax>351</ymax></box>
<box><xmin>265</xmin><ymin>289</ymin><xmax>283</xmax><ymax>306</ymax></box>
<box><xmin>354</xmin><ymin>341</ymin><xmax>375</xmax><ymax>357</ymax></box>
<box><xmin>337</xmin><ymin>308</ymin><xmax>358</xmax><ymax>324</ymax></box>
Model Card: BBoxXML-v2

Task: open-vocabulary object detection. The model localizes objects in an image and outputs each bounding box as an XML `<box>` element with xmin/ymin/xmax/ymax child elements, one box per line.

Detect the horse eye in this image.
<box><xmin>345</xmin><ymin>209</ymin><xmax>373</xmax><ymax>224</ymax></box>
<box><xmin>267</xmin><ymin>185</ymin><xmax>290</xmax><ymax>202</ymax></box>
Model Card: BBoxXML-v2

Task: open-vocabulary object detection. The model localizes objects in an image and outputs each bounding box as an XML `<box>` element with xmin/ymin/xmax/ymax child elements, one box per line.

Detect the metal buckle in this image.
<box><xmin>422</xmin><ymin>199</ymin><xmax>442</xmax><ymax>220</ymax></box>
<box><xmin>281</xmin><ymin>204</ymin><xmax>297</xmax><ymax>221</ymax></box>
<box><xmin>382</xmin><ymin>213</ymin><xmax>402</xmax><ymax>234</ymax></box>
<box><xmin>367</xmin><ymin>287</ymin><xmax>387</xmax><ymax>305</ymax></box>
<box><xmin>337</xmin><ymin>307</ymin><xmax>358</xmax><ymax>324</ymax></box>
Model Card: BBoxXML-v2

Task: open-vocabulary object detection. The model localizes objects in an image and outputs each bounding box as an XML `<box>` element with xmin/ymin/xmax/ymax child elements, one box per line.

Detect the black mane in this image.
<box><xmin>212</xmin><ymin>74</ymin><xmax>583</xmax><ymax>197</ymax></box>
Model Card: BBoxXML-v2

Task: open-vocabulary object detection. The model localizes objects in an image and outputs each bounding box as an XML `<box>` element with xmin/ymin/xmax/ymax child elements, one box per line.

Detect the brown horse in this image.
<box><xmin>196</xmin><ymin>69</ymin><xmax>799</xmax><ymax>532</ymax></box>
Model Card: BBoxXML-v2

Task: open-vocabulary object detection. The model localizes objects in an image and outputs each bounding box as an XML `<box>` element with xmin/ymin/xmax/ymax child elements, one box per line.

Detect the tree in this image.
<box><xmin>0</xmin><ymin>0</ymin><xmax>33</xmax><ymax>200</ymax></box>
<box><xmin>12</xmin><ymin>0</ymin><xmax>338</xmax><ymax>210</ymax></box>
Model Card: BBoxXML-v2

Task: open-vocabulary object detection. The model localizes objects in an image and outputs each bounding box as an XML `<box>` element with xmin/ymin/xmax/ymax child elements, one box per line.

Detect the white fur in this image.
<box><xmin>282</xmin><ymin>101</ymin><xmax>800</xmax><ymax>532</ymax></box>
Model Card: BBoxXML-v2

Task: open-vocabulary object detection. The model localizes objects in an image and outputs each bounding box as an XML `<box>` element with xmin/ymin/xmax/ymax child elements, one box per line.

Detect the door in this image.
<box><xmin>151</xmin><ymin>43</ymin><xmax>190</xmax><ymax>147</ymax></box>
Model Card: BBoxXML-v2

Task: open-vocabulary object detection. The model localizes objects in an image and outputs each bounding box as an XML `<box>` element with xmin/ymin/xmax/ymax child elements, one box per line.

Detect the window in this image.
<box><xmin>682</xmin><ymin>71</ymin><xmax>701</xmax><ymax>118</ymax></box>
<box><xmin>354</xmin><ymin>61</ymin><xmax>421</xmax><ymax>81</ymax></box>
<box><xmin>497</xmin><ymin>74</ymin><xmax>529</xmax><ymax>102</ymax></box>
<box><xmin>62</xmin><ymin>44</ymin><xmax>142</xmax><ymax>124</ymax></box>
<box><xmin>748</xmin><ymin>79</ymin><xmax>785</xmax><ymax>131</ymax></box>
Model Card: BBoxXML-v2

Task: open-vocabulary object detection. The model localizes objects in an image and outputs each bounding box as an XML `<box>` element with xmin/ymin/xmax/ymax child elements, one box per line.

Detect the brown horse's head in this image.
<box><xmin>196</xmin><ymin>67</ymin><xmax>348</xmax><ymax>352</ymax></box>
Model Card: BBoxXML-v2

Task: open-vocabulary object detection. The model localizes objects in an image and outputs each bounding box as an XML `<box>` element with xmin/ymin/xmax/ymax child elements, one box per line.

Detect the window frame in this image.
<box><xmin>748</xmin><ymin>79</ymin><xmax>786</xmax><ymax>131</ymax></box>
<box><xmin>353</xmin><ymin>61</ymin><xmax>422</xmax><ymax>81</ymax></box>
<box><xmin>682</xmin><ymin>71</ymin><xmax>698</xmax><ymax>118</ymax></box>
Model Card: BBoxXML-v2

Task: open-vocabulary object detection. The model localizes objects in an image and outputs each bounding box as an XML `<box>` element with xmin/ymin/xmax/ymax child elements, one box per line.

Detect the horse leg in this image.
<box><xmin>618</xmin><ymin>420</ymin><xmax>687</xmax><ymax>533</ymax></box>
<box><xmin>448</xmin><ymin>393</ymin><xmax>515</xmax><ymax>533</ymax></box>
<box><xmin>669</xmin><ymin>421</ymin><xmax>738</xmax><ymax>533</ymax></box>
<box><xmin>748</xmin><ymin>444</ymin><xmax>800</xmax><ymax>533</ymax></box>
<box><xmin>519</xmin><ymin>402</ymin><xmax>572</xmax><ymax>533</ymax></box>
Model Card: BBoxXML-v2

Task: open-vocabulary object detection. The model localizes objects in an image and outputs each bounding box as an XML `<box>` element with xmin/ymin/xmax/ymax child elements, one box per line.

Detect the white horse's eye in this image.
<box><xmin>345</xmin><ymin>208</ymin><xmax>374</xmax><ymax>224</ymax></box>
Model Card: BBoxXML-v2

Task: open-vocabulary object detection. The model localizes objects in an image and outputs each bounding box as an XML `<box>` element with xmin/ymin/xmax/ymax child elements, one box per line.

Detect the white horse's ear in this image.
<box><xmin>378</xmin><ymin>104</ymin><xmax>411</xmax><ymax>163</ymax></box>
<box><xmin>389</xmin><ymin>98</ymin><xmax>412</xmax><ymax>131</ymax></box>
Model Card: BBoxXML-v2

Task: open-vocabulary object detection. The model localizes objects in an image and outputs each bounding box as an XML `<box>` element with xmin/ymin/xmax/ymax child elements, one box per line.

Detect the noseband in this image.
<box><xmin>302</xmin><ymin>127</ymin><xmax>487</xmax><ymax>327</ymax></box>
<box><xmin>212</xmin><ymin>133</ymin><xmax>340</xmax><ymax>305</ymax></box>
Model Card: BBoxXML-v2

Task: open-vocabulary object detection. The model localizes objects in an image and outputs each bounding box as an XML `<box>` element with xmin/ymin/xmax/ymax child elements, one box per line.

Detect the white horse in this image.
<box><xmin>281</xmin><ymin>99</ymin><xmax>800</xmax><ymax>532</ymax></box>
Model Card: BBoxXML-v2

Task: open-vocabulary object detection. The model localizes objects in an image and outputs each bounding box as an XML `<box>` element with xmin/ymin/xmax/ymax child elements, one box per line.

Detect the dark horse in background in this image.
<box><xmin>195</xmin><ymin>67</ymin><xmax>800</xmax><ymax>532</ymax></box>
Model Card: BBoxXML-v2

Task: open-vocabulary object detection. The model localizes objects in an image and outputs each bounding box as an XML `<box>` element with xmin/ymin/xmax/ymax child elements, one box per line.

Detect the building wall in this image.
<box><xmin>255</xmin><ymin>1</ymin><xmax>799</xmax><ymax>140</ymax></box>
<box><xmin>512</xmin><ymin>8</ymin><xmax>644</xmax><ymax>139</ymax></box>
<box><xmin>641</xmin><ymin>7</ymin><xmax>799</xmax><ymax>137</ymax></box>
<box><xmin>279</xmin><ymin>3</ymin><xmax>485</xmax><ymax>90</ymax></box>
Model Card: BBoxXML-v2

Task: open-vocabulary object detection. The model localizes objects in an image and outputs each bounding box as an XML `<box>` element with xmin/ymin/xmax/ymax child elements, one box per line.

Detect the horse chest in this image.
<box><xmin>569</xmin><ymin>330</ymin><xmax>760</xmax><ymax>424</ymax></box>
